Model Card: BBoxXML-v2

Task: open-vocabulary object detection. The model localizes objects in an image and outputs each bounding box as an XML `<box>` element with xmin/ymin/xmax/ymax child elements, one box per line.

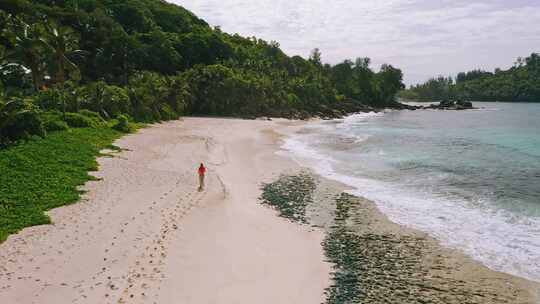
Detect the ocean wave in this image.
<box><xmin>340</xmin><ymin>111</ymin><xmax>384</xmax><ymax>126</ymax></box>
<box><xmin>280</xmin><ymin>119</ymin><xmax>540</xmax><ymax>283</ymax></box>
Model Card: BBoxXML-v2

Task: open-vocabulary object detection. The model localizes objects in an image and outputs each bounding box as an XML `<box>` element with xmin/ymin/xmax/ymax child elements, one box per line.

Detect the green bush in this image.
<box><xmin>102</xmin><ymin>85</ymin><xmax>130</xmax><ymax>118</ymax></box>
<box><xmin>0</xmin><ymin>98</ymin><xmax>46</xmax><ymax>144</ymax></box>
<box><xmin>63</xmin><ymin>112</ymin><xmax>97</xmax><ymax>128</ymax></box>
<box><xmin>80</xmin><ymin>82</ymin><xmax>131</xmax><ymax>119</ymax></box>
<box><xmin>159</xmin><ymin>104</ymin><xmax>178</xmax><ymax>120</ymax></box>
<box><xmin>44</xmin><ymin>119</ymin><xmax>69</xmax><ymax>132</ymax></box>
<box><xmin>34</xmin><ymin>88</ymin><xmax>63</xmax><ymax>111</ymax></box>
<box><xmin>79</xmin><ymin>109</ymin><xmax>105</xmax><ymax>122</ymax></box>
<box><xmin>40</xmin><ymin>110</ymin><xmax>62</xmax><ymax>122</ymax></box>
<box><xmin>33</xmin><ymin>85</ymin><xmax>84</xmax><ymax>113</ymax></box>
<box><xmin>112</xmin><ymin>114</ymin><xmax>133</xmax><ymax>133</ymax></box>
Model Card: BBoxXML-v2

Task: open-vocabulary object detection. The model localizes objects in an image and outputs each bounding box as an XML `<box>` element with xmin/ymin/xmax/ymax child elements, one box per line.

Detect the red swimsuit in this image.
<box><xmin>198</xmin><ymin>166</ymin><xmax>206</xmax><ymax>175</ymax></box>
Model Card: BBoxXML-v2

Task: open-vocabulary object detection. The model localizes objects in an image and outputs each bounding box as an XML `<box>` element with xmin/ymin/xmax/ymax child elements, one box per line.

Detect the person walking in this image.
<box><xmin>198</xmin><ymin>163</ymin><xmax>206</xmax><ymax>191</ymax></box>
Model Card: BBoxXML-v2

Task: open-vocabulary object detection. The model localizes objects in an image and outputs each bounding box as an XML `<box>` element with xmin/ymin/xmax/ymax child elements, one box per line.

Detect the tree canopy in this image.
<box><xmin>0</xmin><ymin>0</ymin><xmax>406</xmax><ymax>144</ymax></box>
<box><xmin>399</xmin><ymin>53</ymin><xmax>540</xmax><ymax>102</ymax></box>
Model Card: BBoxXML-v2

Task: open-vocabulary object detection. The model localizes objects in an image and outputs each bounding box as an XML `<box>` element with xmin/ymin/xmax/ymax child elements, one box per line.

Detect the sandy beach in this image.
<box><xmin>0</xmin><ymin>117</ymin><xmax>538</xmax><ymax>304</ymax></box>
<box><xmin>0</xmin><ymin>118</ymin><xmax>330</xmax><ymax>304</ymax></box>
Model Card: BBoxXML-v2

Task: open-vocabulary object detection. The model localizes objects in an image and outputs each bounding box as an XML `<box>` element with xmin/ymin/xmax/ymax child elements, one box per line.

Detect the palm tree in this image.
<box><xmin>4</xmin><ymin>17</ymin><xmax>47</xmax><ymax>91</ymax></box>
<box><xmin>0</xmin><ymin>45</ymin><xmax>6</xmax><ymax>83</ymax></box>
<box><xmin>42</xmin><ymin>22</ymin><xmax>86</xmax><ymax>118</ymax></box>
<box><xmin>0</xmin><ymin>44</ymin><xmax>5</xmax><ymax>64</ymax></box>
<box><xmin>43</xmin><ymin>22</ymin><xmax>84</xmax><ymax>85</ymax></box>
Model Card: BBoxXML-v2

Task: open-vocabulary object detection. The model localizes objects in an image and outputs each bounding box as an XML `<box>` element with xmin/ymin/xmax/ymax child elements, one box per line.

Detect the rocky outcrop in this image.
<box><xmin>422</xmin><ymin>100</ymin><xmax>475</xmax><ymax>110</ymax></box>
<box><xmin>387</xmin><ymin>100</ymin><xmax>475</xmax><ymax>111</ymax></box>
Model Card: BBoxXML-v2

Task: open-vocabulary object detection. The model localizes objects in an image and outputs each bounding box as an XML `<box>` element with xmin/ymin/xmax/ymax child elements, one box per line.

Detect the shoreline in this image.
<box><xmin>309</xmin><ymin>175</ymin><xmax>539</xmax><ymax>303</ymax></box>
<box><xmin>0</xmin><ymin>117</ymin><xmax>538</xmax><ymax>303</ymax></box>
<box><xmin>272</xmin><ymin>119</ymin><xmax>540</xmax><ymax>303</ymax></box>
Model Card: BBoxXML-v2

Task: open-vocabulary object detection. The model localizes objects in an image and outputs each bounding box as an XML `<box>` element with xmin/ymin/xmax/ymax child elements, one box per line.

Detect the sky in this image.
<box><xmin>169</xmin><ymin>0</ymin><xmax>540</xmax><ymax>85</ymax></box>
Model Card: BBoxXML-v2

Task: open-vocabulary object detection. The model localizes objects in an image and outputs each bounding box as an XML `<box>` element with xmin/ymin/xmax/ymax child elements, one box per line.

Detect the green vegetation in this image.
<box><xmin>1</xmin><ymin>0</ymin><xmax>406</xmax><ymax>144</ymax></box>
<box><xmin>260</xmin><ymin>173</ymin><xmax>316</xmax><ymax>223</ymax></box>
<box><xmin>0</xmin><ymin>97</ymin><xmax>45</xmax><ymax>143</ymax></box>
<box><xmin>399</xmin><ymin>53</ymin><xmax>540</xmax><ymax>102</ymax></box>
<box><xmin>0</xmin><ymin>127</ymin><xmax>121</xmax><ymax>242</ymax></box>
<box><xmin>112</xmin><ymin>114</ymin><xmax>132</xmax><ymax>133</ymax></box>
<box><xmin>0</xmin><ymin>0</ymin><xmax>405</xmax><ymax>241</ymax></box>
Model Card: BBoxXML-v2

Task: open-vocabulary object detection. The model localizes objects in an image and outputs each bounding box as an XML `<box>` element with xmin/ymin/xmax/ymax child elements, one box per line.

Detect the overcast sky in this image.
<box><xmin>169</xmin><ymin>0</ymin><xmax>540</xmax><ymax>85</ymax></box>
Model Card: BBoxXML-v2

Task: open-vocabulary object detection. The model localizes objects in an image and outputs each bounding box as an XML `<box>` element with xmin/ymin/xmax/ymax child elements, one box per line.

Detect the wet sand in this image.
<box><xmin>310</xmin><ymin>177</ymin><xmax>540</xmax><ymax>303</ymax></box>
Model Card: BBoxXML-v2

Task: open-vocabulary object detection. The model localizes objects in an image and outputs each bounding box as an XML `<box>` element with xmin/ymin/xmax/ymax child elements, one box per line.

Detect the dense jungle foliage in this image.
<box><xmin>399</xmin><ymin>53</ymin><xmax>540</xmax><ymax>102</ymax></box>
<box><xmin>0</xmin><ymin>0</ymin><xmax>405</xmax><ymax>145</ymax></box>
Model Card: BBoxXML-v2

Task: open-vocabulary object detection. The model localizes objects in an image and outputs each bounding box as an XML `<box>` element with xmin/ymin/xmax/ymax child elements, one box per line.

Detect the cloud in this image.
<box><xmin>169</xmin><ymin>0</ymin><xmax>540</xmax><ymax>85</ymax></box>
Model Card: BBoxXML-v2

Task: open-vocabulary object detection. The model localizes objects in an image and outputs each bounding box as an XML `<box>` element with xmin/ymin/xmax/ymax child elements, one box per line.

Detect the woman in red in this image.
<box><xmin>198</xmin><ymin>163</ymin><xmax>206</xmax><ymax>191</ymax></box>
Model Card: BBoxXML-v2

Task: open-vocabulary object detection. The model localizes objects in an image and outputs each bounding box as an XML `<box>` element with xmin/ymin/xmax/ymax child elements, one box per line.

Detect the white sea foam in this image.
<box><xmin>280</xmin><ymin>115</ymin><xmax>540</xmax><ymax>283</ymax></box>
<box><xmin>341</xmin><ymin>111</ymin><xmax>384</xmax><ymax>124</ymax></box>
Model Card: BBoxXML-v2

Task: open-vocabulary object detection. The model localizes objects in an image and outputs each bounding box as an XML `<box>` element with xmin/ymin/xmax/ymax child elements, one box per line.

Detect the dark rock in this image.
<box><xmin>439</xmin><ymin>100</ymin><xmax>455</xmax><ymax>108</ymax></box>
<box><xmin>422</xmin><ymin>100</ymin><xmax>475</xmax><ymax>110</ymax></box>
<box><xmin>456</xmin><ymin>100</ymin><xmax>473</xmax><ymax>108</ymax></box>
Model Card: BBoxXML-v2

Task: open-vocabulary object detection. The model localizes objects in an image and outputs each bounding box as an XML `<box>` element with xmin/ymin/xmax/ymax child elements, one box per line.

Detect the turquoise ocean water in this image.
<box><xmin>281</xmin><ymin>102</ymin><xmax>540</xmax><ymax>282</ymax></box>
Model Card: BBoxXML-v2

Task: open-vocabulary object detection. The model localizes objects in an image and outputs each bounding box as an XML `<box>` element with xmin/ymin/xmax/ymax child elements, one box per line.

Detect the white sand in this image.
<box><xmin>0</xmin><ymin>118</ymin><xmax>331</xmax><ymax>304</ymax></box>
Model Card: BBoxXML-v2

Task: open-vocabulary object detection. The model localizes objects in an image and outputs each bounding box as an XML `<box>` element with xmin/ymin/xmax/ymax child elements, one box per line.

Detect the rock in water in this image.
<box><xmin>439</xmin><ymin>100</ymin><xmax>455</xmax><ymax>108</ymax></box>
<box><xmin>456</xmin><ymin>100</ymin><xmax>473</xmax><ymax>109</ymax></box>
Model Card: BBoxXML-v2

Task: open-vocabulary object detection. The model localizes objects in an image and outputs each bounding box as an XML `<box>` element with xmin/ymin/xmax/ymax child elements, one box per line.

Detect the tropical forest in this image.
<box><xmin>0</xmin><ymin>0</ymin><xmax>406</xmax><ymax>146</ymax></box>
<box><xmin>399</xmin><ymin>53</ymin><xmax>540</xmax><ymax>102</ymax></box>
